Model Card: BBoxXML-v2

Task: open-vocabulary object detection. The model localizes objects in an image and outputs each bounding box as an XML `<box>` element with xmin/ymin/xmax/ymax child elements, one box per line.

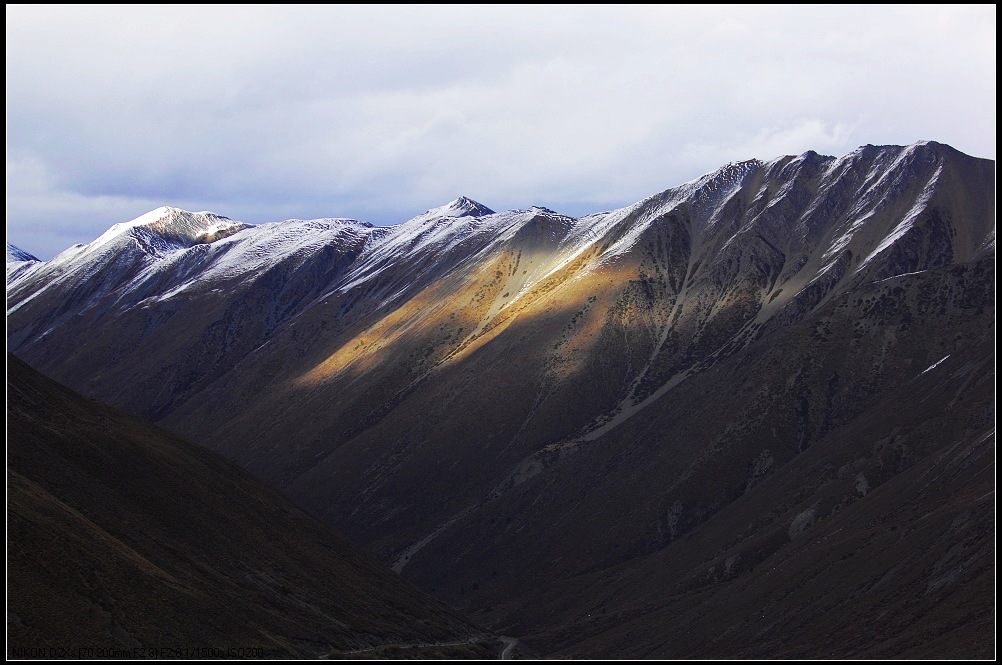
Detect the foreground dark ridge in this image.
<box><xmin>6</xmin><ymin>141</ymin><xmax>996</xmax><ymax>657</ymax></box>
<box><xmin>6</xmin><ymin>355</ymin><xmax>500</xmax><ymax>659</ymax></box>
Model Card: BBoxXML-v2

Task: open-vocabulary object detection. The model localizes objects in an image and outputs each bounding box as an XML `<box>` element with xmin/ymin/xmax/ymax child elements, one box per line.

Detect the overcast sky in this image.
<box><xmin>6</xmin><ymin>5</ymin><xmax>996</xmax><ymax>259</ymax></box>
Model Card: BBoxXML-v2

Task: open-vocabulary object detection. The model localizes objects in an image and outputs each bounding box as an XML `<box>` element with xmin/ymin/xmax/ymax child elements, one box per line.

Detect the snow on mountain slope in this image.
<box><xmin>6</xmin><ymin>207</ymin><xmax>252</xmax><ymax>315</ymax></box>
<box><xmin>6</xmin><ymin>142</ymin><xmax>964</xmax><ymax>324</ymax></box>
<box><xmin>8</xmin><ymin>142</ymin><xmax>989</xmax><ymax>387</ymax></box>
<box><xmin>91</xmin><ymin>205</ymin><xmax>248</xmax><ymax>252</ymax></box>
<box><xmin>6</xmin><ymin>243</ymin><xmax>38</xmax><ymax>263</ymax></box>
<box><xmin>6</xmin><ymin>243</ymin><xmax>42</xmax><ymax>286</ymax></box>
<box><xmin>7</xmin><ymin>209</ymin><xmax>380</xmax><ymax>318</ymax></box>
<box><xmin>331</xmin><ymin>203</ymin><xmax>575</xmax><ymax>309</ymax></box>
<box><xmin>5</xmin><ymin>143</ymin><xmax>990</xmax><ymax>414</ymax></box>
<box><xmin>335</xmin><ymin>198</ymin><xmax>504</xmax><ymax>288</ymax></box>
<box><xmin>8</xmin><ymin>199</ymin><xmax>504</xmax><ymax>321</ymax></box>
<box><xmin>406</xmin><ymin>196</ymin><xmax>495</xmax><ymax>224</ymax></box>
<box><xmin>133</xmin><ymin>217</ymin><xmax>381</xmax><ymax>302</ymax></box>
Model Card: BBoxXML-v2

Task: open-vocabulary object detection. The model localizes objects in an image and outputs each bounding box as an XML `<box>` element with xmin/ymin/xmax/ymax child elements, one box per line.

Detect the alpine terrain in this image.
<box><xmin>7</xmin><ymin>141</ymin><xmax>995</xmax><ymax>657</ymax></box>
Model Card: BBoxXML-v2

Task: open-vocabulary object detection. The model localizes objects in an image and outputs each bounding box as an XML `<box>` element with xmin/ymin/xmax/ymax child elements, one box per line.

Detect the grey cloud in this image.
<box><xmin>6</xmin><ymin>5</ymin><xmax>996</xmax><ymax>259</ymax></box>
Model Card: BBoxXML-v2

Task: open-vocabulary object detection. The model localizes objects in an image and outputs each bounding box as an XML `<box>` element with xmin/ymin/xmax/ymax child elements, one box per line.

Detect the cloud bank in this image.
<box><xmin>6</xmin><ymin>5</ymin><xmax>996</xmax><ymax>258</ymax></box>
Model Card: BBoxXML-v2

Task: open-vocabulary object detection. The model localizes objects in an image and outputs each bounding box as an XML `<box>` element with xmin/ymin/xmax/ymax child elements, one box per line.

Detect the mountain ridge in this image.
<box><xmin>7</xmin><ymin>140</ymin><xmax>994</xmax><ymax>657</ymax></box>
<box><xmin>9</xmin><ymin>141</ymin><xmax>981</xmax><ymax>264</ymax></box>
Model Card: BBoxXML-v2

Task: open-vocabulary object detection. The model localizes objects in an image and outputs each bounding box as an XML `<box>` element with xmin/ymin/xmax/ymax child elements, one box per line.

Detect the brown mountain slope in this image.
<box><xmin>479</xmin><ymin>335</ymin><xmax>995</xmax><ymax>658</ymax></box>
<box><xmin>396</xmin><ymin>251</ymin><xmax>995</xmax><ymax>601</ymax></box>
<box><xmin>6</xmin><ymin>354</ymin><xmax>499</xmax><ymax>659</ymax></box>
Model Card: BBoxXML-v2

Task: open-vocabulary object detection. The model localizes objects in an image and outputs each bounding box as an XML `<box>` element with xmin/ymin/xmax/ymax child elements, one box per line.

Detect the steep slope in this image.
<box><xmin>6</xmin><ymin>355</ymin><xmax>499</xmax><ymax>659</ymax></box>
<box><xmin>6</xmin><ymin>243</ymin><xmax>38</xmax><ymax>263</ymax></box>
<box><xmin>472</xmin><ymin>305</ymin><xmax>996</xmax><ymax>659</ymax></box>
<box><xmin>6</xmin><ymin>207</ymin><xmax>384</xmax><ymax>419</ymax></box>
<box><xmin>6</xmin><ymin>141</ymin><xmax>995</xmax><ymax>657</ymax></box>
<box><xmin>8</xmin><ymin>207</ymin><xmax>248</xmax><ymax>312</ymax></box>
<box><xmin>6</xmin><ymin>243</ymin><xmax>40</xmax><ymax>286</ymax></box>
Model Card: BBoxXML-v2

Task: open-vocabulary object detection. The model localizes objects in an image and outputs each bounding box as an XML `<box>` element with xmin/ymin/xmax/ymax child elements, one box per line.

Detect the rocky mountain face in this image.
<box><xmin>7</xmin><ymin>354</ymin><xmax>500</xmax><ymax>659</ymax></box>
<box><xmin>7</xmin><ymin>141</ymin><xmax>994</xmax><ymax>657</ymax></box>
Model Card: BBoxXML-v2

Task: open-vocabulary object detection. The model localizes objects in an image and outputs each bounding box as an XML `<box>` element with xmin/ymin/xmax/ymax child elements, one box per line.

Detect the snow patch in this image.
<box><xmin>856</xmin><ymin>164</ymin><xmax>943</xmax><ymax>272</ymax></box>
<box><xmin>920</xmin><ymin>355</ymin><xmax>950</xmax><ymax>375</ymax></box>
<box><xmin>874</xmin><ymin>270</ymin><xmax>929</xmax><ymax>284</ymax></box>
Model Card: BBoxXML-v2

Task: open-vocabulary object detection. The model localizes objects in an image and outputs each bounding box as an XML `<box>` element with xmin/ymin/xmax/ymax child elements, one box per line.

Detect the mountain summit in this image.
<box><xmin>92</xmin><ymin>206</ymin><xmax>250</xmax><ymax>254</ymax></box>
<box><xmin>434</xmin><ymin>196</ymin><xmax>495</xmax><ymax>218</ymax></box>
<box><xmin>6</xmin><ymin>243</ymin><xmax>38</xmax><ymax>263</ymax></box>
<box><xmin>405</xmin><ymin>196</ymin><xmax>496</xmax><ymax>225</ymax></box>
<box><xmin>6</xmin><ymin>141</ymin><xmax>994</xmax><ymax>658</ymax></box>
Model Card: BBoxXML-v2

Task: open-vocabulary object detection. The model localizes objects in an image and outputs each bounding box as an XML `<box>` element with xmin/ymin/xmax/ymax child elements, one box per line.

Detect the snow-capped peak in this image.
<box><xmin>410</xmin><ymin>197</ymin><xmax>495</xmax><ymax>224</ymax></box>
<box><xmin>114</xmin><ymin>206</ymin><xmax>246</xmax><ymax>239</ymax></box>
<box><xmin>7</xmin><ymin>243</ymin><xmax>39</xmax><ymax>263</ymax></box>
<box><xmin>91</xmin><ymin>206</ymin><xmax>251</xmax><ymax>254</ymax></box>
<box><xmin>450</xmin><ymin>196</ymin><xmax>494</xmax><ymax>216</ymax></box>
<box><xmin>527</xmin><ymin>205</ymin><xmax>560</xmax><ymax>215</ymax></box>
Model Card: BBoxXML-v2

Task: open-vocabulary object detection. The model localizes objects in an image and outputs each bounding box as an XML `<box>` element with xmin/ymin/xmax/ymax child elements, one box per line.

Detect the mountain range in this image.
<box><xmin>7</xmin><ymin>140</ymin><xmax>995</xmax><ymax>657</ymax></box>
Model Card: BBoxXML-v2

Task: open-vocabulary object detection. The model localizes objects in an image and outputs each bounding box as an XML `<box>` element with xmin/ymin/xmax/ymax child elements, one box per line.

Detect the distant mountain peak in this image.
<box><xmin>450</xmin><ymin>196</ymin><xmax>494</xmax><ymax>215</ymax></box>
<box><xmin>402</xmin><ymin>196</ymin><xmax>495</xmax><ymax>227</ymax></box>
<box><xmin>94</xmin><ymin>206</ymin><xmax>251</xmax><ymax>252</ymax></box>
<box><xmin>418</xmin><ymin>197</ymin><xmax>495</xmax><ymax>220</ymax></box>
<box><xmin>126</xmin><ymin>206</ymin><xmax>235</xmax><ymax>231</ymax></box>
<box><xmin>527</xmin><ymin>205</ymin><xmax>560</xmax><ymax>214</ymax></box>
<box><xmin>6</xmin><ymin>243</ymin><xmax>39</xmax><ymax>263</ymax></box>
